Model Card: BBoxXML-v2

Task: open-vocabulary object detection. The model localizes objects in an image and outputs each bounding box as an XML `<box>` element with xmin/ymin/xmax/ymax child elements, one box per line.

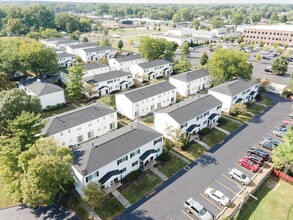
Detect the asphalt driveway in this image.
<box><xmin>117</xmin><ymin>93</ymin><xmax>292</xmax><ymax>220</ymax></box>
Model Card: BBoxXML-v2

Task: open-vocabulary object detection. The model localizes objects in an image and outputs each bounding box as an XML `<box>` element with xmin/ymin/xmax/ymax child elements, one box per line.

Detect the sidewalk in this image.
<box><xmin>214</xmin><ymin>126</ymin><xmax>230</xmax><ymax>135</ymax></box>
<box><xmin>149</xmin><ymin>166</ymin><xmax>168</xmax><ymax>181</ymax></box>
<box><xmin>112</xmin><ymin>190</ymin><xmax>131</xmax><ymax>209</ymax></box>
<box><xmin>222</xmin><ymin>115</ymin><xmax>243</xmax><ymax>125</ymax></box>
<box><xmin>193</xmin><ymin>139</ymin><xmax>210</xmax><ymax>150</ymax></box>
<box><xmin>170</xmin><ymin>150</ymin><xmax>191</xmax><ymax>163</ymax></box>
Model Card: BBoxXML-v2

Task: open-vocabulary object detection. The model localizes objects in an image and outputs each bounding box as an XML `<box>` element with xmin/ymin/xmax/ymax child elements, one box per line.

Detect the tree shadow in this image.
<box><xmin>116</xmin><ymin>209</ymin><xmax>155</xmax><ymax>220</ymax></box>
<box><xmin>194</xmin><ymin>154</ymin><xmax>219</xmax><ymax>167</ymax></box>
<box><xmin>29</xmin><ymin>205</ymin><xmax>80</xmax><ymax>220</ymax></box>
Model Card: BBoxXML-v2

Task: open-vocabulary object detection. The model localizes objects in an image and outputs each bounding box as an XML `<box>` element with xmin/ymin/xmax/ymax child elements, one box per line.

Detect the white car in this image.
<box><xmin>229</xmin><ymin>168</ymin><xmax>251</xmax><ymax>185</ymax></box>
<box><xmin>205</xmin><ymin>188</ymin><xmax>230</xmax><ymax>206</ymax></box>
<box><xmin>184</xmin><ymin>198</ymin><xmax>214</xmax><ymax>220</ymax></box>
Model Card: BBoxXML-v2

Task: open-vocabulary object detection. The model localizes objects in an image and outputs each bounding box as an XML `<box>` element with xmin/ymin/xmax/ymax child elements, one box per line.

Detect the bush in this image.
<box><xmin>199</xmin><ymin>128</ymin><xmax>210</xmax><ymax>135</ymax></box>
<box><xmin>230</xmin><ymin>102</ymin><xmax>247</xmax><ymax>115</ymax></box>
<box><xmin>158</xmin><ymin>152</ymin><xmax>171</xmax><ymax>162</ymax></box>
<box><xmin>123</xmin><ymin>170</ymin><xmax>141</xmax><ymax>182</ymax></box>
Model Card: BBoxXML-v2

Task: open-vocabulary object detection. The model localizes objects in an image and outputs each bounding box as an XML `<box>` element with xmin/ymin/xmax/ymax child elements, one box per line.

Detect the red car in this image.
<box><xmin>238</xmin><ymin>157</ymin><xmax>259</xmax><ymax>172</ymax></box>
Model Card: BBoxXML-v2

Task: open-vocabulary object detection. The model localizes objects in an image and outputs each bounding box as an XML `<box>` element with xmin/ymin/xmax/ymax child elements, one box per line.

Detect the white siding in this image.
<box><xmin>39</xmin><ymin>91</ymin><xmax>66</xmax><ymax>109</ymax></box>
<box><xmin>154</xmin><ymin>113</ymin><xmax>179</xmax><ymax>138</ymax></box>
<box><xmin>108</xmin><ymin>57</ymin><xmax>147</xmax><ymax>72</ymax></box>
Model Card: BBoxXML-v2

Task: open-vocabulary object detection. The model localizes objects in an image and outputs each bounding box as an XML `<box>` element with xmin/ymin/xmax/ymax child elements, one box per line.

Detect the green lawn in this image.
<box><xmin>200</xmin><ymin>128</ymin><xmax>227</xmax><ymax>147</ymax></box>
<box><xmin>157</xmin><ymin>153</ymin><xmax>187</xmax><ymax>177</ymax></box>
<box><xmin>256</xmin><ymin>96</ymin><xmax>272</xmax><ymax>106</ymax></box>
<box><xmin>233</xmin><ymin>113</ymin><xmax>253</xmax><ymax>123</ymax></box>
<box><xmin>43</xmin><ymin>104</ymin><xmax>76</xmax><ymax>118</ymax></box>
<box><xmin>95</xmin><ymin>196</ymin><xmax>125</xmax><ymax>220</ymax></box>
<box><xmin>236</xmin><ymin>178</ymin><xmax>293</xmax><ymax>220</ymax></box>
<box><xmin>143</xmin><ymin>116</ymin><xmax>154</xmax><ymax>127</ymax></box>
<box><xmin>218</xmin><ymin>117</ymin><xmax>242</xmax><ymax>133</ymax></box>
<box><xmin>0</xmin><ymin>176</ymin><xmax>19</xmax><ymax>209</ymax></box>
<box><xmin>247</xmin><ymin>103</ymin><xmax>266</xmax><ymax>115</ymax></box>
<box><xmin>183</xmin><ymin>141</ymin><xmax>207</xmax><ymax>160</ymax></box>
<box><xmin>98</xmin><ymin>95</ymin><xmax>116</xmax><ymax>109</ymax></box>
<box><xmin>66</xmin><ymin>191</ymin><xmax>90</xmax><ymax>220</ymax></box>
<box><xmin>119</xmin><ymin>172</ymin><xmax>162</xmax><ymax>204</ymax></box>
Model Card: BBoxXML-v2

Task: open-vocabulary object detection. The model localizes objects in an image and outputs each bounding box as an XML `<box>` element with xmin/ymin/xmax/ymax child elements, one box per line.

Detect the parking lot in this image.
<box><xmin>118</xmin><ymin>93</ymin><xmax>292</xmax><ymax>220</ymax></box>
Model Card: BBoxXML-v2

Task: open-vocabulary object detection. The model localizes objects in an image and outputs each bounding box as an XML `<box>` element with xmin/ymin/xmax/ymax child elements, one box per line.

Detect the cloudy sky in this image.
<box><xmin>3</xmin><ymin>0</ymin><xmax>292</xmax><ymax>4</ymax></box>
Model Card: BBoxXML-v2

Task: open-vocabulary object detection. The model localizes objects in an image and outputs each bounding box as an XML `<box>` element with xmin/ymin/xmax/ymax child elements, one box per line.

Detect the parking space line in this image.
<box><xmin>214</xmin><ymin>179</ymin><xmax>237</xmax><ymax>194</ymax></box>
<box><xmin>180</xmin><ymin>209</ymin><xmax>194</xmax><ymax>220</ymax></box>
<box><xmin>221</xmin><ymin>174</ymin><xmax>243</xmax><ymax>189</ymax></box>
<box><xmin>234</xmin><ymin>163</ymin><xmax>256</xmax><ymax>175</ymax></box>
<box><xmin>199</xmin><ymin>193</ymin><xmax>223</xmax><ymax>211</ymax></box>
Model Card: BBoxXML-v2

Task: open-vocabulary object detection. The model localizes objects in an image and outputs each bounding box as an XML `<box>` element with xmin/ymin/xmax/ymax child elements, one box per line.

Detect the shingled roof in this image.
<box><xmin>137</xmin><ymin>59</ymin><xmax>172</xmax><ymax>69</ymax></box>
<box><xmin>72</xmin><ymin>122</ymin><xmax>162</xmax><ymax>175</ymax></box>
<box><xmin>83</xmin><ymin>70</ymin><xmax>131</xmax><ymax>83</ymax></box>
<box><xmin>156</xmin><ymin>94</ymin><xmax>222</xmax><ymax>124</ymax></box>
<box><xmin>114</xmin><ymin>54</ymin><xmax>144</xmax><ymax>63</ymax></box>
<box><xmin>170</xmin><ymin>68</ymin><xmax>210</xmax><ymax>82</ymax></box>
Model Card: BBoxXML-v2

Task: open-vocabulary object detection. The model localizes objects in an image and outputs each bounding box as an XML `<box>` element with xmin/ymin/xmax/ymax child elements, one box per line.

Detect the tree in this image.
<box><xmin>66</xmin><ymin>63</ymin><xmax>85</xmax><ymax>100</ymax></box>
<box><xmin>256</xmin><ymin>53</ymin><xmax>262</xmax><ymax>61</ymax></box>
<box><xmin>207</xmin><ymin>48</ymin><xmax>253</xmax><ymax>85</ymax></box>
<box><xmin>0</xmin><ymin>89</ymin><xmax>42</xmax><ymax>135</ymax></box>
<box><xmin>83</xmin><ymin>82</ymin><xmax>95</xmax><ymax>99</ymax></box>
<box><xmin>211</xmin><ymin>17</ymin><xmax>224</xmax><ymax>28</ymax></box>
<box><xmin>18</xmin><ymin>138</ymin><xmax>73</xmax><ymax>206</ymax></box>
<box><xmin>230</xmin><ymin>102</ymin><xmax>247</xmax><ymax>115</ymax></box>
<box><xmin>280</xmin><ymin>15</ymin><xmax>288</xmax><ymax>23</ymax></box>
<box><xmin>128</xmin><ymin>39</ymin><xmax>134</xmax><ymax>46</ymax></box>
<box><xmin>82</xmin><ymin>181</ymin><xmax>106</xmax><ymax>209</ymax></box>
<box><xmin>200</xmin><ymin>52</ymin><xmax>209</xmax><ymax>66</ymax></box>
<box><xmin>259</xmin><ymin>41</ymin><xmax>264</xmax><ymax>47</ymax></box>
<box><xmin>70</xmin><ymin>31</ymin><xmax>81</xmax><ymax>41</ymax></box>
<box><xmin>118</xmin><ymin>40</ymin><xmax>124</xmax><ymax>52</ymax></box>
<box><xmin>139</xmin><ymin>37</ymin><xmax>175</xmax><ymax>61</ymax></box>
<box><xmin>192</xmin><ymin>19</ymin><xmax>200</xmax><ymax>30</ymax></box>
<box><xmin>99</xmin><ymin>38</ymin><xmax>111</xmax><ymax>46</ymax></box>
<box><xmin>272</xmin><ymin>57</ymin><xmax>288</xmax><ymax>76</ymax></box>
<box><xmin>237</xmin><ymin>36</ymin><xmax>243</xmax><ymax>44</ymax></box>
<box><xmin>270</xmin><ymin>12</ymin><xmax>279</xmax><ymax>24</ymax></box>
<box><xmin>181</xmin><ymin>41</ymin><xmax>190</xmax><ymax>58</ymax></box>
<box><xmin>232</xmin><ymin>13</ymin><xmax>244</xmax><ymax>25</ymax></box>
<box><xmin>272</xmin><ymin>128</ymin><xmax>293</xmax><ymax>175</ymax></box>
<box><xmin>174</xmin><ymin>57</ymin><xmax>191</xmax><ymax>74</ymax></box>
<box><xmin>165</xmin><ymin>126</ymin><xmax>189</xmax><ymax>149</ymax></box>
<box><xmin>0</xmin><ymin>72</ymin><xmax>15</xmax><ymax>90</ymax></box>
<box><xmin>6</xmin><ymin>18</ymin><xmax>26</xmax><ymax>35</ymax></box>
<box><xmin>83</xmin><ymin>37</ymin><xmax>89</xmax><ymax>42</ymax></box>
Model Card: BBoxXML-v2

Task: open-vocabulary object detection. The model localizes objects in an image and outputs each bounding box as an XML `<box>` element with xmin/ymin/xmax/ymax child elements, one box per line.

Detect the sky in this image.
<box><xmin>2</xmin><ymin>0</ymin><xmax>293</xmax><ymax>4</ymax></box>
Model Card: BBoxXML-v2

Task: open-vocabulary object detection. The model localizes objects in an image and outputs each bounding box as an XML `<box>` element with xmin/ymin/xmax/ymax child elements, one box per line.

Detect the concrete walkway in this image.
<box><xmin>214</xmin><ymin>126</ymin><xmax>230</xmax><ymax>135</ymax></box>
<box><xmin>112</xmin><ymin>190</ymin><xmax>131</xmax><ymax>209</ymax></box>
<box><xmin>247</xmin><ymin>111</ymin><xmax>255</xmax><ymax>117</ymax></box>
<box><xmin>149</xmin><ymin>166</ymin><xmax>168</xmax><ymax>181</ymax></box>
<box><xmin>255</xmin><ymin>102</ymin><xmax>267</xmax><ymax>107</ymax></box>
<box><xmin>193</xmin><ymin>139</ymin><xmax>210</xmax><ymax>150</ymax></box>
<box><xmin>170</xmin><ymin>150</ymin><xmax>191</xmax><ymax>164</ymax></box>
<box><xmin>222</xmin><ymin>115</ymin><xmax>243</xmax><ymax>125</ymax></box>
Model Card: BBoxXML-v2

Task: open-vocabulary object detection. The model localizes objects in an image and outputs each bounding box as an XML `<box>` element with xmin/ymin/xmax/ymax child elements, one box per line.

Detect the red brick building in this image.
<box><xmin>243</xmin><ymin>25</ymin><xmax>293</xmax><ymax>47</ymax></box>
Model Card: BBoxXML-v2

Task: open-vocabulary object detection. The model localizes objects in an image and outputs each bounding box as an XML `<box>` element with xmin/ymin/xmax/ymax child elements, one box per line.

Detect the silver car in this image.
<box><xmin>229</xmin><ymin>168</ymin><xmax>251</xmax><ymax>185</ymax></box>
<box><xmin>205</xmin><ymin>188</ymin><xmax>230</xmax><ymax>206</ymax></box>
<box><xmin>184</xmin><ymin>198</ymin><xmax>214</xmax><ymax>220</ymax></box>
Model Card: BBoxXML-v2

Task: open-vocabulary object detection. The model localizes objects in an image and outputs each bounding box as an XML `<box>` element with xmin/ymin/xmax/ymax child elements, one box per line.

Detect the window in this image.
<box><xmin>88</xmin><ymin>131</ymin><xmax>94</xmax><ymax>139</ymax></box>
<box><xmin>154</xmin><ymin>137</ymin><xmax>163</xmax><ymax>145</ymax></box>
<box><xmin>85</xmin><ymin>175</ymin><xmax>92</xmax><ymax>183</ymax></box>
<box><xmin>130</xmin><ymin>149</ymin><xmax>140</xmax><ymax>158</ymax></box>
<box><xmin>68</xmin><ymin>129</ymin><xmax>70</xmax><ymax>133</ymax></box>
<box><xmin>120</xmin><ymin>168</ymin><xmax>126</xmax><ymax>173</ymax></box>
<box><xmin>157</xmin><ymin>103</ymin><xmax>161</xmax><ymax>108</ymax></box>
<box><xmin>156</xmin><ymin>148</ymin><xmax>161</xmax><ymax>152</ymax></box>
<box><xmin>171</xmin><ymin>97</ymin><xmax>175</xmax><ymax>102</ymax></box>
<box><xmin>180</xmin><ymin>123</ymin><xmax>187</xmax><ymax>129</ymax></box>
<box><xmin>132</xmin><ymin>161</ymin><xmax>138</xmax><ymax>167</ymax></box>
<box><xmin>117</xmin><ymin>155</ymin><xmax>128</xmax><ymax>165</ymax></box>
<box><xmin>135</xmin><ymin>111</ymin><xmax>139</xmax><ymax>117</ymax></box>
<box><xmin>217</xmin><ymin>105</ymin><xmax>222</xmax><ymax>110</ymax></box>
<box><xmin>151</xmin><ymin>105</ymin><xmax>155</xmax><ymax>111</ymax></box>
<box><xmin>60</xmin><ymin>132</ymin><xmax>63</xmax><ymax>136</ymax></box>
<box><xmin>110</xmin><ymin>122</ymin><xmax>116</xmax><ymax>130</ymax></box>
<box><xmin>204</xmin><ymin>111</ymin><xmax>209</xmax><ymax>117</ymax></box>
<box><xmin>88</xmin><ymin>123</ymin><xmax>92</xmax><ymax>127</ymax></box>
<box><xmin>77</xmin><ymin>135</ymin><xmax>84</xmax><ymax>143</ymax></box>
<box><xmin>203</xmin><ymin>120</ymin><xmax>207</xmax><ymax>124</ymax></box>
<box><xmin>96</xmin><ymin>171</ymin><xmax>99</xmax><ymax>177</ymax></box>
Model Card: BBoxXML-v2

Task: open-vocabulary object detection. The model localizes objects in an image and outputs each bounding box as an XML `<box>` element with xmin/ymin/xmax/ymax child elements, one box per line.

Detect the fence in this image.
<box><xmin>273</xmin><ymin>169</ymin><xmax>293</xmax><ymax>185</ymax></box>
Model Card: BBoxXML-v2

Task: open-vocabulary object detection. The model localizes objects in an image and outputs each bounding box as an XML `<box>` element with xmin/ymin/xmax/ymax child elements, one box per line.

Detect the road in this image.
<box><xmin>117</xmin><ymin>93</ymin><xmax>292</xmax><ymax>220</ymax></box>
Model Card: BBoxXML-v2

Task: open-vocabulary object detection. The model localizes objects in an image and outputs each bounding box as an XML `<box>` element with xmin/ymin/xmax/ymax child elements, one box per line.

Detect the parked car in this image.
<box><xmin>205</xmin><ymin>188</ymin><xmax>230</xmax><ymax>206</ymax></box>
<box><xmin>282</xmin><ymin>120</ymin><xmax>293</xmax><ymax>126</ymax></box>
<box><xmin>265</xmin><ymin>66</ymin><xmax>273</xmax><ymax>73</ymax></box>
<box><xmin>244</xmin><ymin>154</ymin><xmax>265</xmax><ymax>167</ymax></box>
<box><xmin>273</xmin><ymin>130</ymin><xmax>285</xmax><ymax>138</ymax></box>
<box><xmin>259</xmin><ymin>140</ymin><xmax>276</xmax><ymax>150</ymax></box>
<box><xmin>262</xmin><ymin>55</ymin><xmax>270</xmax><ymax>60</ymax></box>
<box><xmin>247</xmin><ymin>147</ymin><xmax>270</xmax><ymax>161</ymax></box>
<box><xmin>238</xmin><ymin>157</ymin><xmax>259</xmax><ymax>172</ymax></box>
<box><xmin>289</xmin><ymin>113</ymin><xmax>293</xmax><ymax>119</ymax></box>
<box><xmin>263</xmin><ymin>138</ymin><xmax>281</xmax><ymax>146</ymax></box>
<box><xmin>276</xmin><ymin>127</ymin><xmax>287</xmax><ymax>132</ymax></box>
<box><xmin>229</xmin><ymin>168</ymin><xmax>251</xmax><ymax>185</ymax></box>
<box><xmin>184</xmin><ymin>198</ymin><xmax>214</xmax><ymax>220</ymax></box>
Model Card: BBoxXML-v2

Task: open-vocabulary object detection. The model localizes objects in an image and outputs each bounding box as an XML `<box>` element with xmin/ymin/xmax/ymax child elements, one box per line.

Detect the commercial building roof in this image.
<box><xmin>170</xmin><ymin>68</ymin><xmax>210</xmax><ymax>82</ymax></box>
<box><xmin>209</xmin><ymin>79</ymin><xmax>258</xmax><ymax>97</ymax></box>
<box><xmin>83</xmin><ymin>70</ymin><xmax>131</xmax><ymax>83</ymax></box>
<box><xmin>42</xmin><ymin>102</ymin><xmax>116</xmax><ymax>136</ymax></box>
<box><xmin>72</xmin><ymin>122</ymin><xmax>162</xmax><ymax>175</ymax></box>
<box><xmin>19</xmin><ymin>78</ymin><xmax>63</xmax><ymax>96</ymax></box>
<box><xmin>119</xmin><ymin>81</ymin><xmax>176</xmax><ymax>103</ymax></box>
<box><xmin>244</xmin><ymin>25</ymin><xmax>293</xmax><ymax>32</ymax></box>
<box><xmin>137</xmin><ymin>59</ymin><xmax>172</xmax><ymax>69</ymax></box>
<box><xmin>156</xmin><ymin>94</ymin><xmax>222</xmax><ymax>124</ymax></box>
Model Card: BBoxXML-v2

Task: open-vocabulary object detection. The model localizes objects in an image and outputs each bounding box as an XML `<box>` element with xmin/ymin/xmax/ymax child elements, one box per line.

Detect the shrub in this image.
<box><xmin>159</xmin><ymin>152</ymin><xmax>171</xmax><ymax>162</ymax></box>
<box><xmin>123</xmin><ymin>170</ymin><xmax>141</xmax><ymax>182</ymax></box>
<box><xmin>199</xmin><ymin>127</ymin><xmax>210</xmax><ymax>135</ymax></box>
<box><xmin>230</xmin><ymin>102</ymin><xmax>247</xmax><ymax>115</ymax></box>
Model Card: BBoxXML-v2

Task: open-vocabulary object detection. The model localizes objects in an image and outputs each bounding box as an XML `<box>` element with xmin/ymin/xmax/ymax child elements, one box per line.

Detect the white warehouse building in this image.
<box><xmin>115</xmin><ymin>81</ymin><xmax>177</xmax><ymax>120</ymax></box>
<box><xmin>72</xmin><ymin>122</ymin><xmax>163</xmax><ymax>194</ymax></box>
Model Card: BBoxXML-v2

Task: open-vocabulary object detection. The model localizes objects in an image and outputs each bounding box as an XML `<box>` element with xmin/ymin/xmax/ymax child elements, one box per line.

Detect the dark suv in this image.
<box><xmin>247</xmin><ymin>147</ymin><xmax>270</xmax><ymax>161</ymax></box>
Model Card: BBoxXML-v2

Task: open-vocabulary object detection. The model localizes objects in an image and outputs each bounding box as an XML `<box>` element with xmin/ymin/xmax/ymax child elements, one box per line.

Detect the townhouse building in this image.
<box><xmin>72</xmin><ymin>122</ymin><xmax>163</xmax><ymax>194</ymax></box>
<box><xmin>18</xmin><ymin>78</ymin><xmax>65</xmax><ymax>109</ymax></box>
<box><xmin>130</xmin><ymin>59</ymin><xmax>173</xmax><ymax>82</ymax></box>
<box><xmin>208</xmin><ymin>79</ymin><xmax>259</xmax><ymax>112</ymax></box>
<box><xmin>115</xmin><ymin>81</ymin><xmax>177</xmax><ymax>120</ymax></box>
<box><xmin>41</xmin><ymin>38</ymin><xmax>81</xmax><ymax>49</ymax></box>
<box><xmin>79</xmin><ymin>46</ymin><xmax>117</xmax><ymax>63</ymax></box>
<box><xmin>83</xmin><ymin>70</ymin><xmax>133</xmax><ymax>97</ymax></box>
<box><xmin>42</xmin><ymin>102</ymin><xmax>117</xmax><ymax>146</ymax></box>
<box><xmin>169</xmin><ymin>68</ymin><xmax>212</xmax><ymax>97</ymax></box>
<box><xmin>108</xmin><ymin>54</ymin><xmax>147</xmax><ymax>72</ymax></box>
<box><xmin>154</xmin><ymin>94</ymin><xmax>223</xmax><ymax>139</ymax></box>
<box><xmin>57</xmin><ymin>52</ymin><xmax>76</xmax><ymax>67</ymax></box>
<box><xmin>65</xmin><ymin>43</ymin><xmax>98</xmax><ymax>56</ymax></box>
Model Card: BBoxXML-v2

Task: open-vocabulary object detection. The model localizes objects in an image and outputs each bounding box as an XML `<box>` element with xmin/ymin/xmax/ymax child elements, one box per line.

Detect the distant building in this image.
<box><xmin>41</xmin><ymin>38</ymin><xmax>81</xmax><ymax>49</ymax></box>
<box><xmin>169</xmin><ymin>69</ymin><xmax>212</xmax><ymax>97</ymax></box>
<box><xmin>152</xmin><ymin>34</ymin><xmax>193</xmax><ymax>46</ymax></box>
<box><xmin>212</xmin><ymin>28</ymin><xmax>227</xmax><ymax>36</ymax></box>
<box><xmin>115</xmin><ymin>81</ymin><xmax>177</xmax><ymax>120</ymax></box>
<box><xmin>66</xmin><ymin>43</ymin><xmax>98</xmax><ymax>56</ymax></box>
<box><xmin>57</xmin><ymin>52</ymin><xmax>76</xmax><ymax>67</ymax></box>
<box><xmin>108</xmin><ymin>54</ymin><xmax>147</xmax><ymax>72</ymax></box>
<box><xmin>118</xmin><ymin>20</ymin><xmax>133</xmax><ymax>25</ymax></box>
<box><xmin>79</xmin><ymin>46</ymin><xmax>117</xmax><ymax>63</ymax></box>
<box><xmin>18</xmin><ymin>78</ymin><xmax>65</xmax><ymax>109</ymax></box>
<box><xmin>243</xmin><ymin>25</ymin><xmax>293</xmax><ymax>46</ymax></box>
<box><xmin>208</xmin><ymin>79</ymin><xmax>259</xmax><ymax>112</ymax></box>
<box><xmin>130</xmin><ymin>59</ymin><xmax>173</xmax><ymax>82</ymax></box>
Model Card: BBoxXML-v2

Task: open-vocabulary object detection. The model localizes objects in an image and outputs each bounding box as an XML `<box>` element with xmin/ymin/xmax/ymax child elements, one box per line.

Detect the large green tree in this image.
<box><xmin>207</xmin><ymin>48</ymin><xmax>253</xmax><ymax>84</ymax></box>
<box><xmin>66</xmin><ymin>63</ymin><xmax>85</xmax><ymax>100</ymax></box>
<box><xmin>118</xmin><ymin>40</ymin><xmax>124</xmax><ymax>52</ymax></box>
<box><xmin>272</xmin><ymin>57</ymin><xmax>288</xmax><ymax>76</ymax></box>
<box><xmin>181</xmin><ymin>41</ymin><xmax>190</xmax><ymax>58</ymax></box>
<box><xmin>82</xmin><ymin>181</ymin><xmax>106</xmax><ymax>209</ymax></box>
<box><xmin>0</xmin><ymin>72</ymin><xmax>15</xmax><ymax>91</ymax></box>
<box><xmin>139</xmin><ymin>37</ymin><xmax>175</xmax><ymax>61</ymax></box>
<box><xmin>200</xmin><ymin>52</ymin><xmax>209</xmax><ymax>66</ymax></box>
<box><xmin>0</xmin><ymin>89</ymin><xmax>42</xmax><ymax>135</ymax></box>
